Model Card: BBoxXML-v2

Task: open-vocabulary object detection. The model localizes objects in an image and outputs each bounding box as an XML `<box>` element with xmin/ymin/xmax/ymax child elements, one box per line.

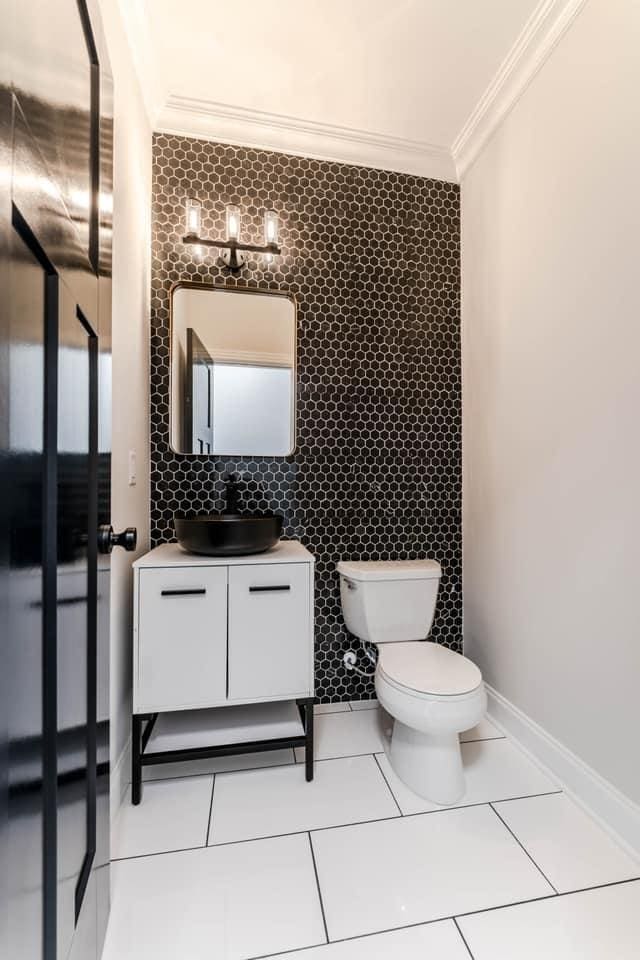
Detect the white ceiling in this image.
<box><xmin>119</xmin><ymin>0</ymin><xmax>572</xmax><ymax>180</ymax></box>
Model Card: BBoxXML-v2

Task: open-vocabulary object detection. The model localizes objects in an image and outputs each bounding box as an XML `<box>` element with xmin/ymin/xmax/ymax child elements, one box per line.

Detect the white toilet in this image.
<box><xmin>337</xmin><ymin>558</ymin><xmax>486</xmax><ymax>805</ymax></box>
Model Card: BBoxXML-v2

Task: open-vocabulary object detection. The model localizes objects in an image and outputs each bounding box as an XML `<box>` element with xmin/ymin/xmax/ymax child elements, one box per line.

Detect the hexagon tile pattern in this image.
<box><xmin>150</xmin><ymin>134</ymin><xmax>461</xmax><ymax>703</ymax></box>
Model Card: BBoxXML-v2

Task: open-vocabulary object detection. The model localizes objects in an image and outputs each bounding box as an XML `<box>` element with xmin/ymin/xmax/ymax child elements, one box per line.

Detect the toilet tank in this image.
<box><xmin>337</xmin><ymin>559</ymin><xmax>441</xmax><ymax>645</ymax></box>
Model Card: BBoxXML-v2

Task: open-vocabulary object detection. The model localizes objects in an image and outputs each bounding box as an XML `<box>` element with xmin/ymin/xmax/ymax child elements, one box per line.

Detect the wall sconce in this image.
<box><xmin>183</xmin><ymin>200</ymin><xmax>281</xmax><ymax>274</ymax></box>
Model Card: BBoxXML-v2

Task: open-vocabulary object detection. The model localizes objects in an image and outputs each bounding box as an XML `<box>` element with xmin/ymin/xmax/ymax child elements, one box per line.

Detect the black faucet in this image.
<box><xmin>223</xmin><ymin>473</ymin><xmax>242</xmax><ymax>515</ymax></box>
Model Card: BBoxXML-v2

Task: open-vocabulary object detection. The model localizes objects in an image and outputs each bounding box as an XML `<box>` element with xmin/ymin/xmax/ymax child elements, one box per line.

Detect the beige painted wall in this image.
<box><xmin>99</xmin><ymin>0</ymin><xmax>151</xmax><ymax>812</ymax></box>
<box><xmin>462</xmin><ymin>0</ymin><xmax>640</xmax><ymax>803</ymax></box>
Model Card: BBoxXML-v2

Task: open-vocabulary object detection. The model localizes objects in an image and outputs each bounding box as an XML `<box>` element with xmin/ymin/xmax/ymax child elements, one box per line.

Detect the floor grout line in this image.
<box><xmin>205</xmin><ymin>774</ymin><xmax>216</xmax><ymax>846</ymax></box>
<box><xmin>453</xmin><ymin>917</ymin><xmax>476</xmax><ymax>959</ymax></box>
<box><xmin>486</xmin><ymin>789</ymin><xmax>562</xmax><ymax>804</ymax></box>
<box><xmin>459</xmin><ymin>735</ymin><xmax>506</xmax><ymax>744</ymax></box>
<box><xmin>452</xmin><ymin>874</ymin><xmax>640</xmax><ymax>922</ymax></box>
<box><xmin>536</xmin><ymin>874</ymin><xmax>640</xmax><ymax>901</ymax></box>
<box><xmin>489</xmin><ymin>801</ymin><xmax>558</xmax><ymax>894</ymax></box>
<box><xmin>131</xmin><ymin>734</ymin><xmax>510</xmax><ymax>785</ymax></box>
<box><xmin>373</xmin><ymin>752</ymin><xmax>403</xmax><ymax>816</ymax></box>
<box><xmin>247</xmin><ymin>940</ymin><xmax>328</xmax><ymax>960</ymax></box>
<box><xmin>304</xmin><ymin>792</ymin><xmax>567</xmax><ymax>832</ymax></box>
<box><xmin>111</xmin><ymin>842</ymin><xmax>207</xmax><ymax>863</ymax></box>
<box><xmin>111</xmin><ymin>788</ymin><xmax>569</xmax><ymax>863</ymax></box>
<box><xmin>233</xmin><ymin>752</ymin><xmax>378</xmax><ymax>771</ymax></box>
<box><xmin>210</xmin><ymin>812</ymin><xmax>403</xmax><ymax>849</ymax></box>
<box><xmin>255</xmin><ymin>877</ymin><xmax>640</xmax><ymax>960</ymax></box>
<box><xmin>307</xmin><ymin>832</ymin><xmax>330</xmax><ymax>945</ymax></box>
<box><xmin>298</xmin><ymin>750</ymin><xmax>385</xmax><ymax>763</ymax></box>
<box><xmin>245</xmin><ymin>876</ymin><xmax>640</xmax><ymax>960</ymax></box>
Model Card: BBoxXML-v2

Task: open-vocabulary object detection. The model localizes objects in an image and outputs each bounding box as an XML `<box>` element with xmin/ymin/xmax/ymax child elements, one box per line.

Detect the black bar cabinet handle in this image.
<box><xmin>249</xmin><ymin>585</ymin><xmax>291</xmax><ymax>593</ymax></box>
<box><xmin>161</xmin><ymin>588</ymin><xmax>207</xmax><ymax>597</ymax></box>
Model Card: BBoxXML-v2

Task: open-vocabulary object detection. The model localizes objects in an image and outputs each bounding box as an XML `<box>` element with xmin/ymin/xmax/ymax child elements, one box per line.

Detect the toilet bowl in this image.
<box><xmin>337</xmin><ymin>559</ymin><xmax>486</xmax><ymax>805</ymax></box>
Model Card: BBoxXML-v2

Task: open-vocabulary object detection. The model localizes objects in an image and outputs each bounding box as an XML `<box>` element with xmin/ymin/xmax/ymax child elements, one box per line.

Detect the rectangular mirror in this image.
<box><xmin>170</xmin><ymin>284</ymin><xmax>296</xmax><ymax>456</ymax></box>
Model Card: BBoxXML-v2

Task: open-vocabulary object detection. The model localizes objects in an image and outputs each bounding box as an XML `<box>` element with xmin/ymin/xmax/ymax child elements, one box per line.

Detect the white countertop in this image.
<box><xmin>133</xmin><ymin>539</ymin><xmax>314</xmax><ymax>569</ymax></box>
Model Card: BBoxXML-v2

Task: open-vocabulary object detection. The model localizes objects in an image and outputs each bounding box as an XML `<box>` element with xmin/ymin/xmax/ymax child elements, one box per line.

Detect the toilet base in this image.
<box><xmin>389</xmin><ymin>721</ymin><xmax>465</xmax><ymax>805</ymax></box>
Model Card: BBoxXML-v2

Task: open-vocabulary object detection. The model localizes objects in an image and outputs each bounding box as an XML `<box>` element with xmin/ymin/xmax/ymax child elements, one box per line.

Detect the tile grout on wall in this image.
<box><xmin>150</xmin><ymin>134</ymin><xmax>462</xmax><ymax>702</ymax></box>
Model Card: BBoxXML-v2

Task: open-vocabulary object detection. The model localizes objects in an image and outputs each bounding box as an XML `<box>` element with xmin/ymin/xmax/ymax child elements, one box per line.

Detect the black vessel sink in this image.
<box><xmin>175</xmin><ymin>513</ymin><xmax>283</xmax><ymax>557</ymax></box>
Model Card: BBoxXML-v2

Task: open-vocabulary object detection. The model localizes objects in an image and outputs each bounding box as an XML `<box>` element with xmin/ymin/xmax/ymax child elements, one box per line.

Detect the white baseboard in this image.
<box><xmin>110</xmin><ymin>737</ymin><xmax>131</xmax><ymax>825</ymax></box>
<box><xmin>486</xmin><ymin>684</ymin><xmax>640</xmax><ymax>859</ymax></box>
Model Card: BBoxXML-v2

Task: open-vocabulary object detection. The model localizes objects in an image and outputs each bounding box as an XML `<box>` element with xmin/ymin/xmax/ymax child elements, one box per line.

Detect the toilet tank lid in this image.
<box><xmin>337</xmin><ymin>559</ymin><xmax>441</xmax><ymax>582</ymax></box>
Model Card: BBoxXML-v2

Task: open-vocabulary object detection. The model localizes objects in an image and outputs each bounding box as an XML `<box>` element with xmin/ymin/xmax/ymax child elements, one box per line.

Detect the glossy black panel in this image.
<box><xmin>2</xmin><ymin>0</ymin><xmax>113</xmax><ymax>957</ymax></box>
<box><xmin>11</xmin><ymin>93</ymin><xmax>97</xmax><ymax>316</ymax></box>
<box><xmin>94</xmin><ymin>8</ymin><xmax>113</xmax><ymax>939</ymax></box>
<box><xmin>0</xmin><ymin>60</ymin><xmax>10</xmax><ymax>960</ymax></box>
<box><xmin>12</xmin><ymin>0</ymin><xmax>94</xmax><ymax>268</ymax></box>
<box><xmin>56</xmin><ymin>284</ymin><xmax>96</xmax><ymax>960</ymax></box>
<box><xmin>86</xmin><ymin>2</ymin><xmax>114</xmax><ymax>955</ymax></box>
<box><xmin>5</xmin><ymin>228</ymin><xmax>47</xmax><ymax>960</ymax></box>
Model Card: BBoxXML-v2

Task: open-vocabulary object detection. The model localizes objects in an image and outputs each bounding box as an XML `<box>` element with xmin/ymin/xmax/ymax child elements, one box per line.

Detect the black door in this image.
<box><xmin>1</xmin><ymin>2</ymin><xmax>117</xmax><ymax>958</ymax></box>
<box><xmin>185</xmin><ymin>328</ymin><xmax>214</xmax><ymax>454</ymax></box>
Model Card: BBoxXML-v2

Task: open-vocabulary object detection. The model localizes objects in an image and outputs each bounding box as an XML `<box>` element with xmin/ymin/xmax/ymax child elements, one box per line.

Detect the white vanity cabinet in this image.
<box><xmin>133</xmin><ymin>540</ymin><xmax>315</xmax><ymax>714</ymax></box>
<box><xmin>136</xmin><ymin>565</ymin><xmax>228</xmax><ymax>711</ymax></box>
<box><xmin>228</xmin><ymin>562</ymin><xmax>311</xmax><ymax>701</ymax></box>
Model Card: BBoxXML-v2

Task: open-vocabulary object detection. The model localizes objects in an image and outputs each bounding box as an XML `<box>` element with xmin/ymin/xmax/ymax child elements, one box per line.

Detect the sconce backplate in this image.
<box><xmin>221</xmin><ymin>248</ymin><xmax>247</xmax><ymax>273</ymax></box>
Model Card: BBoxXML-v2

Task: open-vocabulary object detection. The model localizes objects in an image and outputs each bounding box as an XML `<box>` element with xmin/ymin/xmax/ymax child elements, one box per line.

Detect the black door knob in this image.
<box><xmin>98</xmin><ymin>525</ymin><xmax>137</xmax><ymax>554</ymax></box>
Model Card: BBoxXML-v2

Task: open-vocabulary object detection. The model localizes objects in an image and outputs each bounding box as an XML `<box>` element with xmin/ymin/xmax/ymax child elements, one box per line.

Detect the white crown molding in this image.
<box><xmin>156</xmin><ymin>95</ymin><xmax>457</xmax><ymax>183</ymax></box>
<box><xmin>452</xmin><ymin>0</ymin><xmax>589</xmax><ymax>179</ymax></box>
<box><xmin>209</xmin><ymin>348</ymin><xmax>292</xmax><ymax>369</ymax></box>
<box><xmin>150</xmin><ymin>0</ymin><xmax>588</xmax><ymax>184</ymax></box>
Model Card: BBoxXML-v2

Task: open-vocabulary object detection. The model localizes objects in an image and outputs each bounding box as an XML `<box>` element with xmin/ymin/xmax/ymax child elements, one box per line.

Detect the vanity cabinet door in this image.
<box><xmin>136</xmin><ymin>566</ymin><xmax>228</xmax><ymax>711</ymax></box>
<box><xmin>228</xmin><ymin>564</ymin><xmax>312</xmax><ymax>701</ymax></box>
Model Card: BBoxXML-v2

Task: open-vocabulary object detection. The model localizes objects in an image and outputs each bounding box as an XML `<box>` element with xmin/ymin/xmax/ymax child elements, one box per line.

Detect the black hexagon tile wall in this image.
<box><xmin>151</xmin><ymin>134</ymin><xmax>461</xmax><ymax>702</ymax></box>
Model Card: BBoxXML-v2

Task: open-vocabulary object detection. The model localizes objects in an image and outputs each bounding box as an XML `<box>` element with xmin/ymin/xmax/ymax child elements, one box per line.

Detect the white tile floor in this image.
<box><xmin>103</xmin><ymin>705</ymin><xmax>640</xmax><ymax>960</ymax></box>
<box><xmin>295</xmin><ymin>707</ymin><xmax>389</xmax><ymax>762</ymax></box>
<box><xmin>312</xmin><ymin>805</ymin><xmax>553</xmax><ymax>940</ymax></box>
<box><xmin>209</xmin><ymin>755</ymin><xmax>399</xmax><ymax>844</ymax></box>
<box><xmin>376</xmin><ymin>737</ymin><xmax>559</xmax><ymax>815</ymax></box>
<box><xmin>111</xmin><ymin>774</ymin><xmax>213</xmax><ymax>859</ymax></box>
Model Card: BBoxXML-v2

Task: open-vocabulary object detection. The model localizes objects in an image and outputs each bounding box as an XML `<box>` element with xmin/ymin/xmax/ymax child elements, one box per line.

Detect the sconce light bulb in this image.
<box><xmin>185</xmin><ymin>198</ymin><xmax>201</xmax><ymax>236</ymax></box>
<box><xmin>264</xmin><ymin>210</ymin><xmax>278</xmax><ymax>246</ymax></box>
<box><xmin>226</xmin><ymin>205</ymin><xmax>241</xmax><ymax>241</ymax></box>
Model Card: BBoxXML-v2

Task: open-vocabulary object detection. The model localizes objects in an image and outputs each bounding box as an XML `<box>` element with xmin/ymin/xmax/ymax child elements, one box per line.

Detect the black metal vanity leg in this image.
<box><xmin>304</xmin><ymin>698</ymin><xmax>314</xmax><ymax>782</ymax></box>
<box><xmin>131</xmin><ymin>714</ymin><xmax>142</xmax><ymax>805</ymax></box>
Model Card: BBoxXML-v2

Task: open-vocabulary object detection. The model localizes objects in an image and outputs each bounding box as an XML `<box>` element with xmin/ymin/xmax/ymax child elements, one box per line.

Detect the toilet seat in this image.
<box><xmin>377</xmin><ymin>641</ymin><xmax>482</xmax><ymax>697</ymax></box>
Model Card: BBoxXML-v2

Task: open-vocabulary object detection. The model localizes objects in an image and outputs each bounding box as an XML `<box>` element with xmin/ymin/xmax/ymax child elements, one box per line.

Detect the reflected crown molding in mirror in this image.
<box><xmin>183</xmin><ymin>200</ymin><xmax>281</xmax><ymax>274</ymax></box>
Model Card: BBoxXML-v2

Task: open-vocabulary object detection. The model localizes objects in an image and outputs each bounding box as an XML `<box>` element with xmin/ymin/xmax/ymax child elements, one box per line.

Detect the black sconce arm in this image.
<box><xmin>183</xmin><ymin>234</ymin><xmax>281</xmax><ymax>256</ymax></box>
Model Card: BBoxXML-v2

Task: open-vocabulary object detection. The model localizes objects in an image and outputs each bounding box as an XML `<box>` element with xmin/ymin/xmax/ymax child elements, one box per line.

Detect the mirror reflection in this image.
<box><xmin>170</xmin><ymin>285</ymin><xmax>296</xmax><ymax>456</ymax></box>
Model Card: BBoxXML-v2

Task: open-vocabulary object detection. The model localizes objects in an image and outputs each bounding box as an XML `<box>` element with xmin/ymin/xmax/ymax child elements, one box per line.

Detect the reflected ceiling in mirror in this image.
<box><xmin>170</xmin><ymin>284</ymin><xmax>296</xmax><ymax>456</ymax></box>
